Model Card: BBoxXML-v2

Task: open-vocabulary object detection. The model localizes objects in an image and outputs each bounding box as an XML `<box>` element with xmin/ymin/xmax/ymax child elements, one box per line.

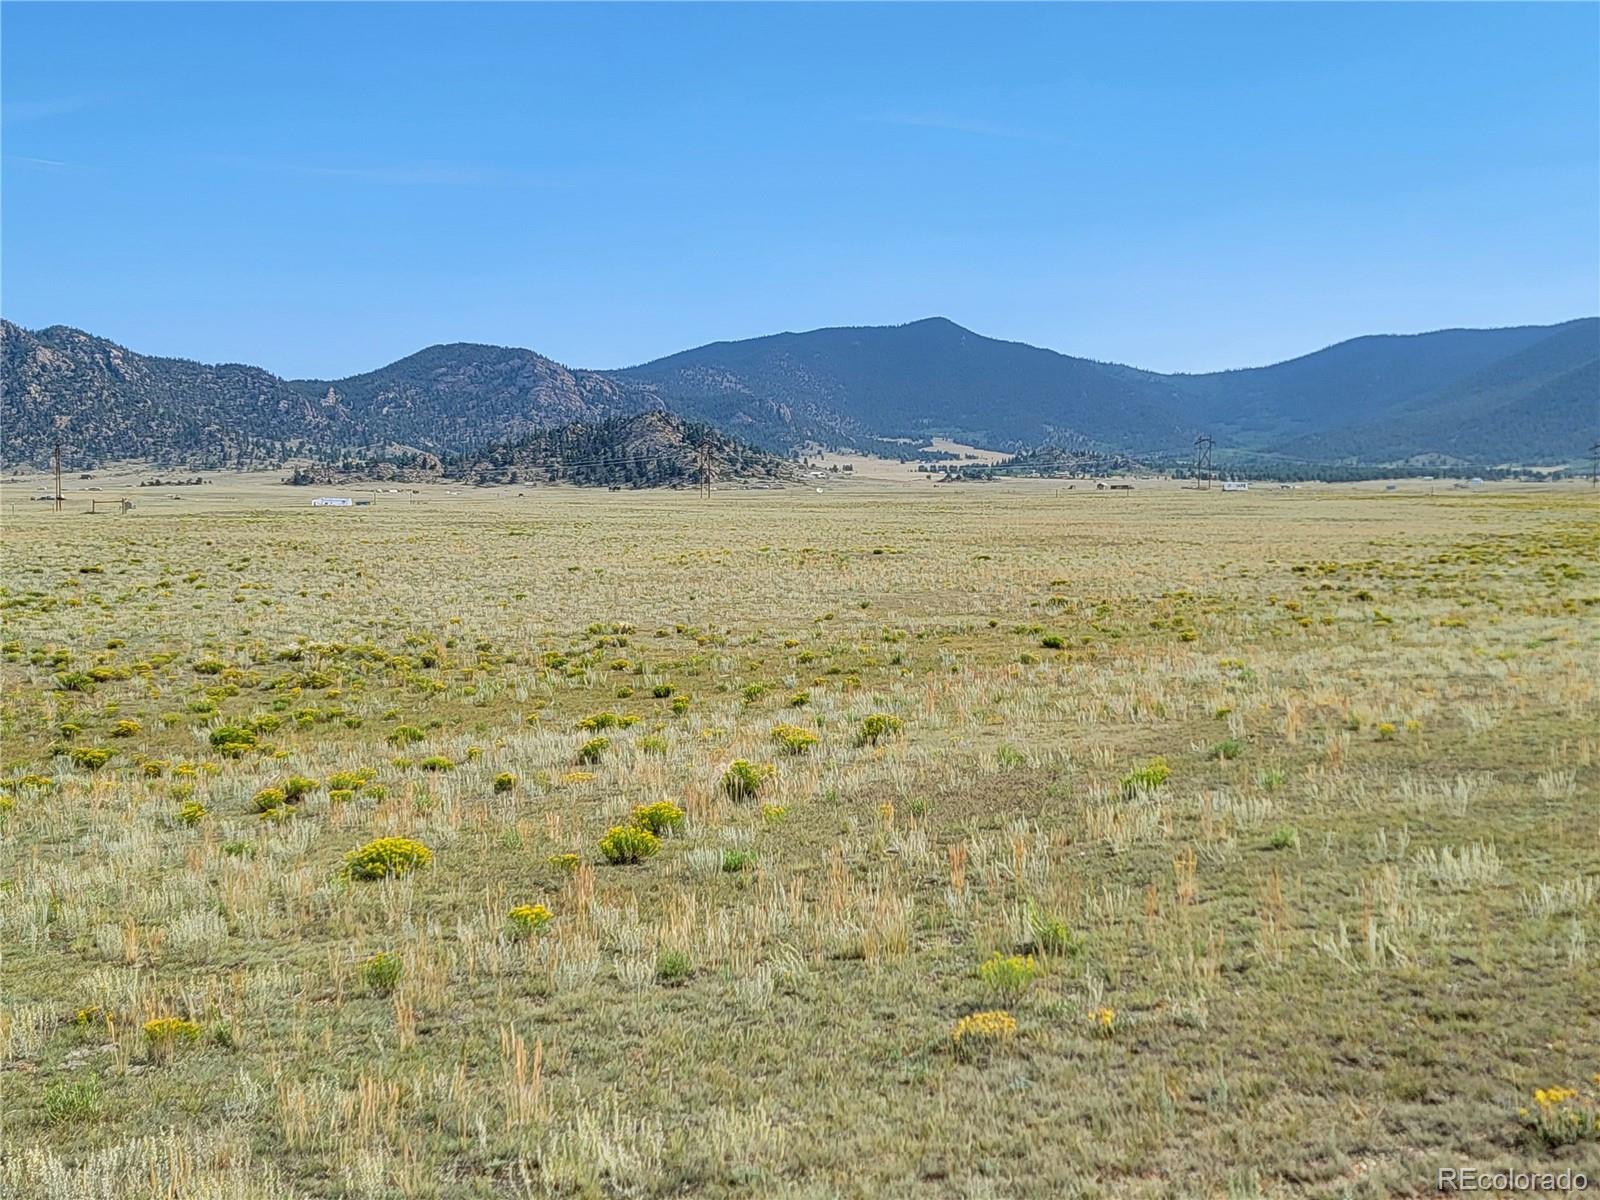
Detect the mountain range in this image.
<box><xmin>3</xmin><ymin>314</ymin><xmax>1595</xmax><ymax>470</ymax></box>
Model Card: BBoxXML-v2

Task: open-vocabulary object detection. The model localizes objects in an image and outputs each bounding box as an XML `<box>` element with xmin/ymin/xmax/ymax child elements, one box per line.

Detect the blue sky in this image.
<box><xmin>3</xmin><ymin>2</ymin><xmax>1596</xmax><ymax>378</ymax></box>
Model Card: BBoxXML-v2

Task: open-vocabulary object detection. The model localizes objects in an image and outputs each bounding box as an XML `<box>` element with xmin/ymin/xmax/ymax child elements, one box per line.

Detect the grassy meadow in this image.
<box><xmin>2</xmin><ymin>479</ymin><xmax>1597</xmax><ymax>1198</ymax></box>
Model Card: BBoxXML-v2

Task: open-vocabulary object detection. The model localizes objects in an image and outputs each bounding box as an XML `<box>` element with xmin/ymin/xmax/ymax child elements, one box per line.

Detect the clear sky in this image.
<box><xmin>3</xmin><ymin>2</ymin><xmax>1596</xmax><ymax>379</ymax></box>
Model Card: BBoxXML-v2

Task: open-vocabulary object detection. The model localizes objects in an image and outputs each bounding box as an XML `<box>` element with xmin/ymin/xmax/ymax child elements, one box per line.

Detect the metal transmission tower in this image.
<box><xmin>1193</xmin><ymin>435</ymin><xmax>1214</xmax><ymax>490</ymax></box>
<box><xmin>696</xmin><ymin>441</ymin><xmax>715</xmax><ymax>498</ymax></box>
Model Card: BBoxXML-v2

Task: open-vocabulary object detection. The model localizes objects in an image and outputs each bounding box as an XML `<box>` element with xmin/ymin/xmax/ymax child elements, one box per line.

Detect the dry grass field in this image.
<box><xmin>2</xmin><ymin>479</ymin><xmax>1597</xmax><ymax>1199</ymax></box>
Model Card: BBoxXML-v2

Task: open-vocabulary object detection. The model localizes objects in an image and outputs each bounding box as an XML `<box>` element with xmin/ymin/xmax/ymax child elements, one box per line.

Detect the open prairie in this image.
<box><xmin>2</xmin><ymin>480</ymin><xmax>1597</xmax><ymax>1199</ymax></box>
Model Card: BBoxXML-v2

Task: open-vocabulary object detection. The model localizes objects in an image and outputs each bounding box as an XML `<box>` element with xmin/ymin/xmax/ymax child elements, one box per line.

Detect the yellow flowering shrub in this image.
<box><xmin>1520</xmin><ymin>1083</ymin><xmax>1600</xmax><ymax>1146</ymax></box>
<box><xmin>977</xmin><ymin>952</ymin><xmax>1038</xmax><ymax>999</ymax></box>
<box><xmin>143</xmin><ymin>1016</ymin><xmax>200</xmax><ymax>1062</ymax></box>
<box><xmin>598</xmin><ymin>824</ymin><xmax>659</xmax><ymax>864</ymax></box>
<box><xmin>630</xmin><ymin>800</ymin><xmax>684</xmax><ymax>835</ymax></box>
<box><xmin>770</xmin><ymin>724</ymin><xmax>819</xmax><ymax>755</ymax></box>
<box><xmin>343</xmin><ymin>836</ymin><xmax>433</xmax><ymax>880</ymax></box>
<box><xmin>508</xmin><ymin>903</ymin><xmax>553</xmax><ymax>934</ymax></box>
<box><xmin>951</xmin><ymin>1010</ymin><xmax>1017</xmax><ymax>1058</ymax></box>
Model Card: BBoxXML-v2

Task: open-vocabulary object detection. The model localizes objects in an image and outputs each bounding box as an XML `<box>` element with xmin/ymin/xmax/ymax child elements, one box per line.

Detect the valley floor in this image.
<box><xmin>2</xmin><ymin>481</ymin><xmax>1596</xmax><ymax>1198</ymax></box>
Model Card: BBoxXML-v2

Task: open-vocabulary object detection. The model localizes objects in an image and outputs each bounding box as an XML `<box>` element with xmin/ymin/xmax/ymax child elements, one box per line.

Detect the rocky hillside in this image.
<box><xmin>1</xmin><ymin>322</ymin><xmax>663</xmax><ymax>469</ymax></box>
<box><xmin>455</xmin><ymin>410</ymin><xmax>795</xmax><ymax>487</ymax></box>
<box><xmin>280</xmin><ymin>412</ymin><xmax>793</xmax><ymax>489</ymax></box>
<box><xmin>1</xmin><ymin>320</ymin><xmax>355</xmax><ymax>468</ymax></box>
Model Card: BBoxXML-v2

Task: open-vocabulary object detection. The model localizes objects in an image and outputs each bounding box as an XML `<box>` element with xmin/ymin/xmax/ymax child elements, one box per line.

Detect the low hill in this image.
<box><xmin>455</xmin><ymin>410</ymin><xmax>795</xmax><ymax>488</ymax></box>
<box><xmin>282</xmin><ymin>411</ymin><xmax>792</xmax><ymax>489</ymax></box>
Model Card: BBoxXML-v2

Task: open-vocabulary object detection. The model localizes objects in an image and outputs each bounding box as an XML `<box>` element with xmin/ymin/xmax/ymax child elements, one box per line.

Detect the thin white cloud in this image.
<box><xmin>3</xmin><ymin>155</ymin><xmax>96</xmax><ymax>172</ymax></box>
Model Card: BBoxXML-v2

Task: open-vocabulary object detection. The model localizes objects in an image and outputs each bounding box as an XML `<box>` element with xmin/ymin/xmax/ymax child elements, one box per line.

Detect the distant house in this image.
<box><xmin>311</xmin><ymin>497</ymin><xmax>353</xmax><ymax>507</ymax></box>
<box><xmin>1221</xmin><ymin>481</ymin><xmax>1249</xmax><ymax>492</ymax></box>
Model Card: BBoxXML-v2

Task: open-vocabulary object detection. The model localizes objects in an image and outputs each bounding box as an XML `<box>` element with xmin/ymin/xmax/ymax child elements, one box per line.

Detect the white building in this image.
<box><xmin>1221</xmin><ymin>481</ymin><xmax>1249</xmax><ymax>492</ymax></box>
<box><xmin>311</xmin><ymin>497</ymin><xmax>353</xmax><ymax>507</ymax></box>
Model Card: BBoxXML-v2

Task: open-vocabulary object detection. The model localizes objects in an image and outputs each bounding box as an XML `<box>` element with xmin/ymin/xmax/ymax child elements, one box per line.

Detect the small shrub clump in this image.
<box><xmin>344</xmin><ymin>837</ymin><xmax>433</xmax><ymax>880</ymax></box>
<box><xmin>359</xmin><ymin>952</ymin><xmax>402</xmax><ymax>995</ymax></box>
<box><xmin>721</xmin><ymin>759</ymin><xmax>774</xmax><ymax>800</ymax></box>
<box><xmin>68</xmin><ymin>747</ymin><xmax>113</xmax><ymax>770</ymax></box>
<box><xmin>631</xmin><ymin>800</ymin><xmax>685</xmax><ymax>835</ymax></box>
<box><xmin>656</xmin><ymin>949</ymin><xmax>692</xmax><ymax>984</ymax></box>
<box><xmin>142</xmin><ymin>1016</ymin><xmax>201</xmax><ymax>1062</ymax></box>
<box><xmin>282</xmin><ymin>774</ymin><xmax>319</xmax><ymax>800</ymax></box>
<box><xmin>598</xmin><ymin>825</ymin><xmax>660</xmax><ymax>865</ymax></box>
<box><xmin>858</xmin><ymin>713</ymin><xmax>905</xmax><ymax>746</ymax></box>
<box><xmin>722</xmin><ymin>849</ymin><xmax>757</xmax><ymax>873</ymax></box>
<box><xmin>1210</xmin><ymin>738</ymin><xmax>1243</xmax><ymax>761</ymax></box>
<box><xmin>208</xmin><ymin>725</ymin><xmax>256</xmax><ymax>757</ymax></box>
<box><xmin>508</xmin><ymin>903</ymin><xmax>554</xmax><ymax>935</ymax></box>
<box><xmin>770</xmin><ymin>724</ymin><xmax>820</xmax><ymax>755</ymax></box>
<box><xmin>1519</xmin><ymin>1084</ymin><xmax>1600</xmax><ymax>1147</ymax></box>
<box><xmin>576</xmin><ymin>736</ymin><xmax>610</xmax><ymax>764</ymax></box>
<box><xmin>1025</xmin><ymin>907</ymin><xmax>1083</xmax><ymax>958</ymax></box>
<box><xmin>492</xmin><ymin>771</ymin><xmax>517</xmax><ymax>793</ymax></box>
<box><xmin>250</xmin><ymin>786</ymin><xmax>288</xmax><ymax>815</ymax></box>
<box><xmin>577</xmin><ymin>711</ymin><xmax>636</xmax><ymax>732</ymax></box>
<box><xmin>951</xmin><ymin>1010</ymin><xmax>1017</xmax><ymax>1059</ymax></box>
<box><xmin>978</xmin><ymin>952</ymin><xmax>1039</xmax><ymax>999</ymax></box>
<box><xmin>1120</xmin><ymin>756</ymin><xmax>1171</xmax><ymax>796</ymax></box>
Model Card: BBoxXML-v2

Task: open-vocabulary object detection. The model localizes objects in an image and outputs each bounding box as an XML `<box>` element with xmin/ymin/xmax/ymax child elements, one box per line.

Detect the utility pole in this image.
<box><xmin>1590</xmin><ymin>440</ymin><xmax>1599</xmax><ymax>489</ymax></box>
<box><xmin>53</xmin><ymin>438</ymin><xmax>64</xmax><ymax>514</ymax></box>
<box><xmin>1193</xmin><ymin>435</ymin><xmax>1214</xmax><ymax>490</ymax></box>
